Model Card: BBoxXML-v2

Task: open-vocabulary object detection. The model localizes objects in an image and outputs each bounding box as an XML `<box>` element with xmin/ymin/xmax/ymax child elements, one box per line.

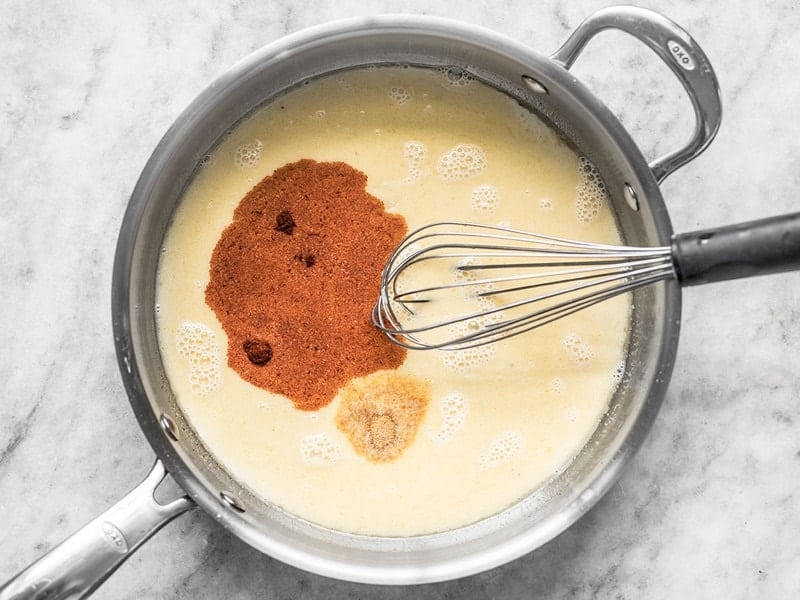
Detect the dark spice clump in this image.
<box><xmin>243</xmin><ymin>339</ymin><xmax>273</xmax><ymax>365</ymax></box>
<box><xmin>205</xmin><ymin>159</ymin><xmax>408</xmax><ymax>410</ymax></box>
<box><xmin>294</xmin><ymin>253</ymin><xmax>315</xmax><ymax>268</ymax></box>
<box><xmin>275</xmin><ymin>210</ymin><xmax>296</xmax><ymax>234</ymax></box>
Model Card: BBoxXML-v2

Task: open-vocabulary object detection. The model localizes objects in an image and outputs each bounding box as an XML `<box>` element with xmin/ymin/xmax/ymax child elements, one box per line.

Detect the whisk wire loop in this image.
<box><xmin>373</xmin><ymin>222</ymin><xmax>677</xmax><ymax>350</ymax></box>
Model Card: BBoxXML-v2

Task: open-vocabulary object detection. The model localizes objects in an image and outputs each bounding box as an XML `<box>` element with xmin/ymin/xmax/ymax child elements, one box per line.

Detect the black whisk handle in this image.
<box><xmin>671</xmin><ymin>212</ymin><xmax>800</xmax><ymax>286</ymax></box>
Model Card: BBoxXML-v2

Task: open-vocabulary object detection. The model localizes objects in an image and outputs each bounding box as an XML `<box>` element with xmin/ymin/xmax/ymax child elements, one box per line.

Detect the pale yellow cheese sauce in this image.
<box><xmin>156</xmin><ymin>67</ymin><xmax>630</xmax><ymax>536</ymax></box>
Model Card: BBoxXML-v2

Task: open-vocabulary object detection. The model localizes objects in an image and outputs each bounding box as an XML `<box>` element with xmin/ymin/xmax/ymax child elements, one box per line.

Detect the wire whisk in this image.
<box><xmin>372</xmin><ymin>215</ymin><xmax>800</xmax><ymax>351</ymax></box>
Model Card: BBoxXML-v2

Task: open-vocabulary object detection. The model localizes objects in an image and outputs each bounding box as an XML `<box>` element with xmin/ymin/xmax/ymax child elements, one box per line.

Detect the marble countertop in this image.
<box><xmin>2</xmin><ymin>1</ymin><xmax>799</xmax><ymax>598</ymax></box>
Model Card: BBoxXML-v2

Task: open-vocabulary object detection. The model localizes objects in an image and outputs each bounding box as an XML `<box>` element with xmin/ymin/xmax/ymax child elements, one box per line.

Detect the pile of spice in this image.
<box><xmin>205</xmin><ymin>159</ymin><xmax>408</xmax><ymax>411</ymax></box>
<box><xmin>334</xmin><ymin>371</ymin><xmax>430</xmax><ymax>463</ymax></box>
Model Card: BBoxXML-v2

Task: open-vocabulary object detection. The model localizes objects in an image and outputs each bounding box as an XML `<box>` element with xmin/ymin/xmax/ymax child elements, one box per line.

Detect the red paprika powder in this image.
<box><xmin>205</xmin><ymin>159</ymin><xmax>408</xmax><ymax>411</ymax></box>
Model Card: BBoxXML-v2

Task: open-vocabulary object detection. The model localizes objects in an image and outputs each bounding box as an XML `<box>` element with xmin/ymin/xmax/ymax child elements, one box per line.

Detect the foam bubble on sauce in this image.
<box><xmin>437</xmin><ymin>259</ymin><xmax>502</xmax><ymax>369</ymax></box>
<box><xmin>470</xmin><ymin>184</ymin><xmax>500</xmax><ymax>214</ymax></box>
<box><xmin>403</xmin><ymin>141</ymin><xmax>426</xmax><ymax>165</ymax></box>
<box><xmin>438</xmin><ymin>67</ymin><xmax>474</xmax><ymax>87</ymax></box>
<box><xmin>441</xmin><ymin>335</ymin><xmax>496</xmax><ymax>371</ymax></box>
<box><xmin>564</xmin><ymin>405</ymin><xmax>580</xmax><ymax>424</ymax></box>
<box><xmin>453</xmin><ymin>261</ymin><xmax>498</xmax><ymax>303</ymax></box>
<box><xmin>474</xmin><ymin>296</ymin><xmax>503</xmax><ymax>325</ymax></box>
<box><xmin>549</xmin><ymin>377</ymin><xmax>564</xmax><ymax>395</ymax></box>
<box><xmin>437</xmin><ymin>144</ymin><xmax>487</xmax><ymax>181</ymax></box>
<box><xmin>539</xmin><ymin>197</ymin><xmax>553</xmax><ymax>210</ymax></box>
<box><xmin>612</xmin><ymin>359</ymin><xmax>626</xmax><ymax>384</ymax></box>
<box><xmin>429</xmin><ymin>391</ymin><xmax>469</xmax><ymax>446</ymax></box>
<box><xmin>480</xmin><ymin>431</ymin><xmax>525</xmax><ymax>469</ymax></box>
<box><xmin>575</xmin><ymin>156</ymin><xmax>607</xmax><ymax>223</ymax></box>
<box><xmin>388</xmin><ymin>85</ymin><xmax>413</xmax><ymax>105</ymax></box>
<box><xmin>563</xmin><ymin>333</ymin><xmax>595</xmax><ymax>366</ymax></box>
<box><xmin>175</xmin><ymin>322</ymin><xmax>222</xmax><ymax>396</ymax></box>
<box><xmin>300</xmin><ymin>433</ymin><xmax>343</xmax><ymax>466</ymax></box>
<box><xmin>234</xmin><ymin>140</ymin><xmax>263</xmax><ymax>169</ymax></box>
<box><xmin>452</xmin><ymin>255</ymin><xmax>479</xmax><ymax>285</ymax></box>
<box><xmin>402</xmin><ymin>140</ymin><xmax>427</xmax><ymax>183</ymax></box>
<box><xmin>452</xmin><ymin>258</ymin><xmax>503</xmax><ymax>321</ymax></box>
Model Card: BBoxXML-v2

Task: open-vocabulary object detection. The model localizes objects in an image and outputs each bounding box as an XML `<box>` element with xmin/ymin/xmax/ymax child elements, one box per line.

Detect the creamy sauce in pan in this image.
<box><xmin>155</xmin><ymin>66</ymin><xmax>630</xmax><ymax>535</ymax></box>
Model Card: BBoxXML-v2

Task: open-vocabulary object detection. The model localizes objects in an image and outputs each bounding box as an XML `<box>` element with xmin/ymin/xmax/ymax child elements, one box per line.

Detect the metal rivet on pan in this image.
<box><xmin>623</xmin><ymin>183</ymin><xmax>640</xmax><ymax>211</ymax></box>
<box><xmin>159</xmin><ymin>413</ymin><xmax>179</xmax><ymax>441</ymax></box>
<box><xmin>522</xmin><ymin>75</ymin><xmax>549</xmax><ymax>95</ymax></box>
<box><xmin>220</xmin><ymin>491</ymin><xmax>246</xmax><ymax>513</ymax></box>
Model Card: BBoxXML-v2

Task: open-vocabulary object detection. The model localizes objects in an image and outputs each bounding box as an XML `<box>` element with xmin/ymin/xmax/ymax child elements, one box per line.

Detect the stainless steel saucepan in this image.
<box><xmin>1</xmin><ymin>6</ymin><xmax>722</xmax><ymax>598</ymax></box>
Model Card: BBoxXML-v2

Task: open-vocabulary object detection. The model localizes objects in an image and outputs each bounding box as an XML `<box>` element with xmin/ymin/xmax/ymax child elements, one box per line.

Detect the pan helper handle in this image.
<box><xmin>551</xmin><ymin>6</ymin><xmax>723</xmax><ymax>184</ymax></box>
<box><xmin>0</xmin><ymin>460</ymin><xmax>194</xmax><ymax>600</ymax></box>
<box><xmin>672</xmin><ymin>212</ymin><xmax>800</xmax><ymax>285</ymax></box>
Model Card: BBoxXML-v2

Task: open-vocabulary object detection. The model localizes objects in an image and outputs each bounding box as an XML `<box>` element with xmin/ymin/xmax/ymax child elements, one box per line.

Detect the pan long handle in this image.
<box><xmin>0</xmin><ymin>460</ymin><xmax>194</xmax><ymax>600</ymax></box>
<box><xmin>551</xmin><ymin>6</ymin><xmax>723</xmax><ymax>184</ymax></box>
<box><xmin>672</xmin><ymin>212</ymin><xmax>800</xmax><ymax>285</ymax></box>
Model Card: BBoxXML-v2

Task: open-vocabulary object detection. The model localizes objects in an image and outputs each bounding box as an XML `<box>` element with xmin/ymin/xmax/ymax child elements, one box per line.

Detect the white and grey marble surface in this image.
<box><xmin>2</xmin><ymin>0</ymin><xmax>799</xmax><ymax>598</ymax></box>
